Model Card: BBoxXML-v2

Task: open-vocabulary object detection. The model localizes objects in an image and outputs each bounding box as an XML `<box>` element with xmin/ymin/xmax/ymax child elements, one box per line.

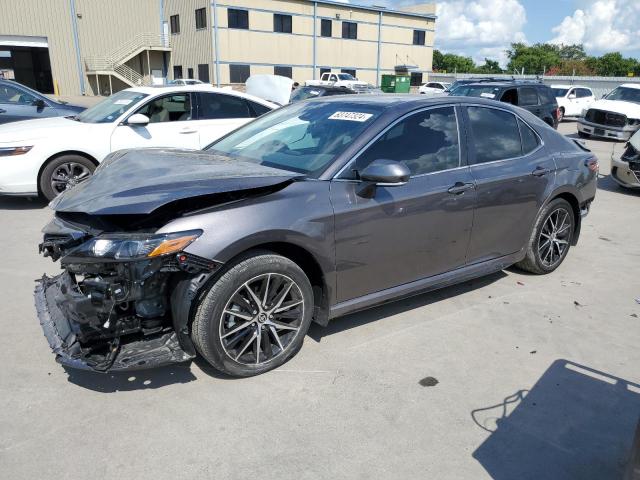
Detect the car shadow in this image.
<box><xmin>597</xmin><ymin>173</ymin><xmax>640</xmax><ymax>196</ymax></box>
<box><xmin>64</xmin><ymin>362</ymin><xmax>198</xmax><ymax>392</ymax></box>
<box><xmin>308</xmin><ymin>271</ymin><xmax>506</xmax><ymax>342</ymax></box>
<box><xmin>0</xmin><ymin>196</ymin><xmax>47</xmax><ymax>210</ymax></box>
<box><xmin>472</xmin><ymin>359</ymin><xmax>640</xmax><ymax>480</ymax></box>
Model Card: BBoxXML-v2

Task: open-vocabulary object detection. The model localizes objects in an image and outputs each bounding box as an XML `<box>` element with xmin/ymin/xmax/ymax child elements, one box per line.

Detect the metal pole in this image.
<box><xmin>147</xmin><ymin>49</ymin><xmax>151</xmax><ymax>83</ymax></box>
<box><xmin>212</xmin><ymin>0</ymin><xmax>221</xmax><ymax>87</ymax></box>
<box><xmin>108</xmin><ymin>74</ymin><xmax>113</xmax><ymax>95</ymax></box>
<box><xmin>69</xmin><ymin>0</ymin><xmax>86</xmax><ymax>94</ymax></box>
<box><xmin>376</xmin><ymin>11</ymin><xmax>382</xmax><ymax>87</ymax></box>
<box><xmin>95</xmin><ymin>74</ymin><xmax>99</xmax><ymax>95</ymax></box>
<box><xmin>312</xmin><ymin>2</ymin><xmax>317</xmax><ymax>80</ymax></box>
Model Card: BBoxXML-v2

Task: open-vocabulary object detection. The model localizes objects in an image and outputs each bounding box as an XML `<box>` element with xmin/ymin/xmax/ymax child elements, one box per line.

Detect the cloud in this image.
<box><xmin>429</xmin><ymin>0</ymin><xmax>527</xmax><ymax>66</ymax></box>
<box><xmin>549</xmin><ymin>0</ymin><xmax>640</xmax><ymax>53</ymax></box>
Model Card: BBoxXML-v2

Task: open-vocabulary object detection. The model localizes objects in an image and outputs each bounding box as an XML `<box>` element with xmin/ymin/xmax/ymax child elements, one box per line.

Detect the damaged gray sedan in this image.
<box><xmin>35</xmin><ymin>96</ymin><xmax>597</xmax><ymax>377</ymax></box>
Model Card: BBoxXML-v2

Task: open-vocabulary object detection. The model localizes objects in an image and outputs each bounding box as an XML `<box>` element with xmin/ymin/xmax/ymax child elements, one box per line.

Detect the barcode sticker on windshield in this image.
<box><xmin>114</xmin><ymin>99</ymin><xmax>133</xmax><ymax>105</ymax></box>
<box><xmin>480</xmin><ymin>93</ymin><xmax>496</xmax><ymax>99</ymax></box>
<box><xmin>329</xmin><ymin>111</ymin><xmax>373</xmax><ymax>122</ymax></box>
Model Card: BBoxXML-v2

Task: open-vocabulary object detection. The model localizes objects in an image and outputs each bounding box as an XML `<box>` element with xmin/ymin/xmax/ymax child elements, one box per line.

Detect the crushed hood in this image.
<box><xmin>588</xmin><ymin>99</ymin><xmax>640</xmax><ymax>119</ymax></box>
<box><xmin>50</xmin><ymin>148</ymin><xmax>304</xmax><ymax>215</ymax></box>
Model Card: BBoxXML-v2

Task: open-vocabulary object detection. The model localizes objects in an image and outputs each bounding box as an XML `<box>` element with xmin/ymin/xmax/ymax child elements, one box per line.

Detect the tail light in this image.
<box><xmin>586</xmin><ymin>157</ymin><xmax>599</xmax><ymax>172</ymax></box>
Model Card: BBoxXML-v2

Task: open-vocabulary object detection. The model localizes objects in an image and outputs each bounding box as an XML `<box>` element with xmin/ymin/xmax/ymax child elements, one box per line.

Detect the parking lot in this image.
<box><xmin>0</xmin><ymin>121</ymin><xmax>638</xmax><ymax>479</ymax></box>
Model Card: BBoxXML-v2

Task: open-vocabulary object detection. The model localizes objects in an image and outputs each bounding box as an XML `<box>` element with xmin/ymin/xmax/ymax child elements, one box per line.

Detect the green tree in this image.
<box><xmin>506</xmin><ymin>42</ymin><xmax>561</xmax><ymax>75</ymax></box>
<box><xmin>586</xmin><ymin>52</ymin><xmax>640</xmax><ymax>77</ymax></box>
<box><xmin>475</xmin><ymin>58</ymin><xmax>503</xmax><ymax>74</ymax></box>
<box><xmin>558</xmin><ymin>44</ymin><xmax>587</xmax><ymax>61</ymax></box>
<box><xmin>432</xmin><ymin>49</ymin><xmax>476</xmax><ymax>73</ymax></box>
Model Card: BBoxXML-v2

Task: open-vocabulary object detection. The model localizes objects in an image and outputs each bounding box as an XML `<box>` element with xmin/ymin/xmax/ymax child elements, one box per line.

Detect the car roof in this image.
<box><xmin>620</xmin><ymin>83</ymin><xmax>640</xmax><ymax>90</ymax></box>
<box><xmin>122</xmin><ymin>84</ymin><xmax>278</xmax><ymax>107</ymax></box>
<box><xmin>550</xmin><ymin>84</ymin><xmax>590</xmax><ymax>89</ymax></box>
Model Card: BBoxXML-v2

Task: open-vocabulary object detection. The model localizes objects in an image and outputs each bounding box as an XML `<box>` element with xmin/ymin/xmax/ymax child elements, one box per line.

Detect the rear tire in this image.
<box><xmin>39</xmin><ymin>154</ymin><xmax>95</xmax><ymax>201</ymax></box>
<box><xmin>191</xmin><ymin>252</ymin><xmax>314</xmax><ymax>377</ymax></box>
<box><xmin>516</xmin><ymin>198</ymin><xmax>575</xmax><ymax>275</ymax></box>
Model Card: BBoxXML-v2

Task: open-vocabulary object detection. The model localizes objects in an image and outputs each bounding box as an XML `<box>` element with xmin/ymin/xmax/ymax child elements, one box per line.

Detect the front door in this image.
<box><xmin>463</xmin><ymin>105</ymin><xmax>556</xmax><ymax>264</ymax></box>
<box><xmin>110</xmin><ymin>92</ymin><xmax>200</xmax><ymax>151</ymax></box>
<box><xmin>331</xmin><ymin>105</ymin><xmax>477</xmax><ymax>302</ymax></box>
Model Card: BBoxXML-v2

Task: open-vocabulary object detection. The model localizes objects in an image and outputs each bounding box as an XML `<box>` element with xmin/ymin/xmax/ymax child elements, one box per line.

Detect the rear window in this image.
<box><xmin>450</xmin><ymin>85</ymin><xmax>501</xmax><ymax>99</ymax></box>
<box><xmin>519</xmin><ymin>88</ymin><xmax>539</xmax><ymax>106</ymax></box>
<box><xmin>537</xmin><ymin>87</ymin><xmax>557</xmax><ymax>105</ymax></box>
<box><xmin>467</xmin><ymin>106</ymin><xmax>522</xmax><ymax>163</ymax></box>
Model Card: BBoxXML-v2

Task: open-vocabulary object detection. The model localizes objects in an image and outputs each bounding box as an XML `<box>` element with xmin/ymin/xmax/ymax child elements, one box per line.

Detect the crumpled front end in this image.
<box><xmin>34</xmin><ymin>216</ymin><xmax>219</xmax><ymax>372</ymax></box>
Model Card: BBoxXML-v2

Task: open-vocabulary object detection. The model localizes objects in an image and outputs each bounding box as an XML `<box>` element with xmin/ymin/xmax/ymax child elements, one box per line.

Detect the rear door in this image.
<box><xmin>194</xmin><ymin>92</ymin><xmax>266</xmax><ymax>147</ymax></box>
<box><xmin>463</xmin><ymin>105</ymin><xmax>556</xmax><ymax>263</ymax></box>
<box><xmin>110</xmin><ymin>92</ymin><xmax>200</xmax><ymax>151</ymax></box>
<box><xmin>518</xmin><ymin>87</ymin><xmax>541</xmax><ymax>117</ymax></box>
<box><xmin>331</xmin><ymin>105</ymin><xmax>477</xmax><ymax>302</ymax></box>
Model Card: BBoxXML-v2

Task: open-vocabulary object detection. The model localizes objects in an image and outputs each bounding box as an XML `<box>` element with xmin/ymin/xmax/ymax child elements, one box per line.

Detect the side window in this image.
<box><xmin>538</xmin><ymin>87</ymin><xmax>556</xmax><ymax>105</ymax></box>
<box><xmin>519</xmin><ymin>87</ymin><xmax>539</xmax><ymax>106</ymax></box>
<box><xmin>353</xmin><ymin>106</ymin><xmax>460</xmax><ymax>176</ymax></box>
<box><xmin>467</xmin><ymin>106</ymin><xmax>522</xmax><ymax>163</ymax></box>
<box><xmin>568</xmin><ymin>88</ymin><xmax>576</xmax><ymax>98</ymax></box>
<box><xmin>136</xmin><ymin>94</ymin><xmax>192</xmax><ymax>123</ymax></box>
<box><xmin>518</xmin><ymin>118</ymin><xmax>540</xmax><ymax>155</ymax></box>
<box><xmin>329</xmin><ymin>74</ymin><xmax>337</xmax><ymax>82</ymax></box>
<box><xmin>500</xmin><ymin>88</ymin><xmax>518</xmax><ymax>105</ymax></box>
<box><xmin>0</xmin><ymin>85</ymin><xmax>35</xmax><ymax>105</ymax></box>
<box><xmin>197</xmin><ymin>92</ymin><xmax>251</xmax><ymax>119</ymax></box>
<box><xmin>577</xmin><ymin>88</ymin><xmax>592</xmax><ymax>98</ymax></box>
<box><xmin>247</xmin><ymin>100</ymin><xmax>271</xmax><ymax>117</ymax></box>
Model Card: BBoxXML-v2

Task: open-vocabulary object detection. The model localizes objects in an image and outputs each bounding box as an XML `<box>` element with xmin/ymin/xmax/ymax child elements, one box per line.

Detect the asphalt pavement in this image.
<box><xmin>0</xmin><ymin>121</ymin><xmax>638</xmax><ymax>479</ymax></box>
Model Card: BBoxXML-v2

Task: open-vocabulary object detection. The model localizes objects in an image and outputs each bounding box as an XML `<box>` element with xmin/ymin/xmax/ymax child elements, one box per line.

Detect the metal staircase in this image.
<box><xmin>85</xmin><ymin>33</ymin><xmax>170</xmax><ymax>89</ymax></box>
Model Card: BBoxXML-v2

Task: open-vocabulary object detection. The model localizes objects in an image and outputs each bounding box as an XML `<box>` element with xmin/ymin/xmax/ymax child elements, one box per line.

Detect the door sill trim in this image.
<box><xmin>328</xmin><ymin>251</ymin><xmax>525</xmax><ymax>319</ymax></box>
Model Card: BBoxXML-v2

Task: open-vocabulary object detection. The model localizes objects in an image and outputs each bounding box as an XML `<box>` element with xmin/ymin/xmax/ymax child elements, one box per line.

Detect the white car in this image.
<box><xmin>577</xmin><ymin>84</ymin><xmax>640</xmax><ymax>141</ymax></box>
<box><xmin>168</xmin><ymin>79</ymin><xmax>205</xmax><ymax>86</ymax></box>
<box><xmin>305</xmin><ymin>72</ymin><xmax>369</xmax><ymax>92</ymax></box>
<box><xmin>0</xmin><ymin>85</ymin><xmax>276</xmax><ymax>200</ymax></box>
<box><xmin>551</xmin><ymin>84</ymin><xmax>595</xmax><ymax>121</ymax></box>
<box><xmin>418</xmin><ymin>82</ymin><xmax>451</xmax><ymax>96</ymax></box>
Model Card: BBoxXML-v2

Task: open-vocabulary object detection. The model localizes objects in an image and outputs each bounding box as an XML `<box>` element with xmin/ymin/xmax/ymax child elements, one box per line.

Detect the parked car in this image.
<box><xmin>305</xmin><ymin>72</ymin><xmax>369</xmax><ymax>92</ymax></box>
<box><xmin>0</xmin><ymin>79</ymin><xmax>84</xmax><ymax>124</ymax></box>
<box><xmin>611</xmin><ymin>129</ymin><xmax>640</xmax><ymax>189</ymax></box>
<box><xmin>419</xmin><ymin>81</ymin><xmax>451</xmax><ymax>95</ymax></box>
<box><xmin>550</xmin><ymin>84</ymin><xmax>595</xmax><ymax>121</ymax></box>
<box><xmin>290</xmin><ymin>85</ymin><xmax>355</xmax><ymax>103</ymax></box>
<box><xmin>35</xmin><ymin>95</ymin><xmax>598</xmax><ymax>377</ymax></box>
<box><xmin>0</xmin><ymin>85</ymin><xmax>276</xmax><ymax>200</ymax></box>
<box><xmin>168</xmin><ymin>79</ymin><xmax>205</xmax><ymax>86</ymax></box>
<box><xmin>577</xmin><ymin>84</ymin><xmax>640</xmax><ymax>141</ymax></box>
<box><xmin>450</xmin><ymin>80</ymin><xmax>559</xmax><ymax>128</ymax></box>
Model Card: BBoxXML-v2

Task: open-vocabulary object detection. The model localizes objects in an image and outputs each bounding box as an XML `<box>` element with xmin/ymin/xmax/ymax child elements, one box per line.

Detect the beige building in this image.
<box><xmin>0</xmin><ymin>0</ymin><xmax>435</xmax><ymax>96</ymax></box>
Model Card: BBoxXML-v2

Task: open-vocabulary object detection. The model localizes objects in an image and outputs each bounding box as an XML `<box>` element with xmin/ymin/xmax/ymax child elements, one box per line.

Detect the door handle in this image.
<box><xmin>531</xmin><ymin>167</ymin><xmax>550</xmax><ymax>177</ymax></box>
<box><xmin>447</xmin><ymin>182</ymin><xmax>474</xmax><ymax>195</ymax></box>
<box><xmin>179</xmin><ymin>128</ymin><xmax>197</xmax><ymax>134</ymax></box>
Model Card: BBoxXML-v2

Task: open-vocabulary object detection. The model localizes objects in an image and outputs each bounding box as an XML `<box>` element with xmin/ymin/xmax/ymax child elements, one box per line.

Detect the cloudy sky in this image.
<box><xmin>360</xmin><ymin>0</ymin><xmax>640</xmax><ymax>66</ymax></box>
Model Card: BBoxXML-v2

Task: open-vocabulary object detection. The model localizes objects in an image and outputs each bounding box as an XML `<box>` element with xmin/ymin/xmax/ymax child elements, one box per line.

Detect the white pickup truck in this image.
<box><xmin>305</xmin><ymin>72</ymin><xmax>369</xmax><ymax>92</ymax></box>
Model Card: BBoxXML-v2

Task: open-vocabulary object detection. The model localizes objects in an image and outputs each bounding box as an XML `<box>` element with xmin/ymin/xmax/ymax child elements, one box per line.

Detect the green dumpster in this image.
<box><xmin>380</xmin><ymin>74</ymin><xmax>411</xmax><ymax>93</ymax></box>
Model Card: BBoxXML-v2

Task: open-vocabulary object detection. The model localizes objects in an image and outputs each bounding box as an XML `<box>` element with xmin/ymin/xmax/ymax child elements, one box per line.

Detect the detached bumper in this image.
<box><xmin>611</xmin><ymin>157</ymin><xmax>640</xmax><ymax>189</ymax></box>
<box><xmin>34</xmin><ymin>273</ymin><xmax>194</xmax><ymax>372</ymax></box>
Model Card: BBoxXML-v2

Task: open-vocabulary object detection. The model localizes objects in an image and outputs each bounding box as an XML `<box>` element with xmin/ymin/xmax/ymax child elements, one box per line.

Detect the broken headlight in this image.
<box><xmin>67</xmin><ymin>230</ymin><xmax>202</xmax><ymax>260</ymax></box>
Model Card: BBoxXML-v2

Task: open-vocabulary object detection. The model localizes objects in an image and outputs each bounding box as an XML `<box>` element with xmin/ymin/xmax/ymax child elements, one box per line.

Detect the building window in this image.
<box><xmin>274</xmin><ymin>66</ymin><xmax>293</xmax><ymax>79</ymax></box>
<box><xmin>413</xmin><ymin>30</ymin><xmax>425</xmax><ymax>45</ymax></box>
<box><xmin>198</xmin><ymin>64</ymin><xmax>210</xmax><ymax>83</ymax></box>
<box><xmin>341</xmin><ymin>69</ymin><xmax>356</xmax><ymax>78</ymax></box>
<box><xmin>173</xmin><ymin>65</ymin><xmax>183</xmax><ymax>79</ymax></box>
<box><xmin>321</xmin><ymin>19</ymin><xmax>332</xmax><ymax>37</ymax></box>
<box><xmin>229</xmin><ymin>64</ymin><xmax>250</xmax><ymax>84</ymax></box>
<box><xmin>274</xmin><ymin>14</ymin><xmax>292</xmax><ymax>33</ymax></box>
<box><xmin>195</xmin><ymin>8</ymin><xmax>207</xmax><ymax>30</ymax></box>
<box><xmin>410</xmin><ymin>72</ymin><xmax>423</xmax><ymax>86</ymax></box>
<box><xmin>319</xmin><ymin>68</ymin><xmax>331</xmax><ymax>77</ymax></box>
<box><xmin>170</xmin><ymin>14</ymin><xmax>180</xmax><ymax>34</ymax></box>
<box><xmin>228</xmin><ymin>8</ymin><xmax>248</xmax><ymax>29</ymax></box>
<box><xmin>342</xmin><ymin>21</ymin><xmax>357</xmax><ymax>39</ymax></box>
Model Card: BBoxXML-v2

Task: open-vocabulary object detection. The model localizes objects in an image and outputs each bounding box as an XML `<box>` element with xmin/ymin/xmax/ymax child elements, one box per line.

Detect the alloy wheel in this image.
<box><xmin>219</xmin><ymin>273</ymin><xmax>305</xmax><ymax>366</ymax></box>
<box><xmin>538</xmin><ymin>207</ymin><xmax>572</xmax><ymax>268</ymax></box>
<box><xmin>50</xmin><ymin>162</ymin><xmax>92</xmax><ymax>194</ymax></box>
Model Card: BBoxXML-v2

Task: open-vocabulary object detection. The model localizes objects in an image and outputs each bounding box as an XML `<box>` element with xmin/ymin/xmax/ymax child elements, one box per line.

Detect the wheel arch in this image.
<box><xmin>547</xmin><ymin>190</ymin><xmax>582</xmax><ymax>246</ymax></box>
<box><xmin>36</xmin><ymin>150</ymin><xmax>99</xmax><ymax>196</ymax></box>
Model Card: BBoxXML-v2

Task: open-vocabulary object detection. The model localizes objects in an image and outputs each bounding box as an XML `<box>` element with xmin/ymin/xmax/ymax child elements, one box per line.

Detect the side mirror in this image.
<box><xmin>568</xmin><ymin>93</ymin><xmax>576</xmax><ymax>100</ymax></box>
<box><xmin>356</xmin><ymin>159</ymin><xmax>410</xmax><ymax>197</ymax></box>
<box><xmin>126</xmin><ymin>113</ymin><xmax>150</xmax><ymax>126</ymax></box>
<box><xmin>33</xmin><ymin>99</ymin><xmax>46</xmax><ymax>108</ymax></box>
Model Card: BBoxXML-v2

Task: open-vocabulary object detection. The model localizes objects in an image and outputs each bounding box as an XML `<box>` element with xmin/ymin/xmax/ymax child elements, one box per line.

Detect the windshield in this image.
<box><xmin>604</xmin><ymin>87</ymin><xmax>640</xmax><ymax>104</ymax></box>
<box><xmin>552</xmin><ymin>88</ymin><xmax>569</xmax><ymax>98</ymax></box>
<box><xmin>337</xmin><ymin>74</ymin><xmax>355</xmax><ymax>81</ymax></box>
<box><xmin>450</xmin><ymin>85</ymin><xmax>501</xmax><ymax>99</ymax></box>
<box><xmin>290</xmin><ymin>87</ymin><xmax>325</xmax><ymax>103</ymax></box>
<box><xmin>206</xmin><ymin>101</ymin><xmax>382</xmax><ymax>177</ymax></box>
<box><xmin>76</xmin><ymin>90</ymin><xmax>148</xmax><ymax>123</ymax></box>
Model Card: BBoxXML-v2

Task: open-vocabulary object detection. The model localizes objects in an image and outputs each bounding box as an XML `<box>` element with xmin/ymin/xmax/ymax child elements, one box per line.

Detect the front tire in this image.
<box><xmin>40</xmin><ymin>154</ymin><xmax>95</xmax><ymax>201</ymax></box>
<box><xmin>191</xmin><ymin>252</ymin><xmax>314</xmax><ymax>377</ymax></box>
<box><xmin>516</xmin><ymin>198</ymin><xmax>575</xmax><ymax>275</ymax></box>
